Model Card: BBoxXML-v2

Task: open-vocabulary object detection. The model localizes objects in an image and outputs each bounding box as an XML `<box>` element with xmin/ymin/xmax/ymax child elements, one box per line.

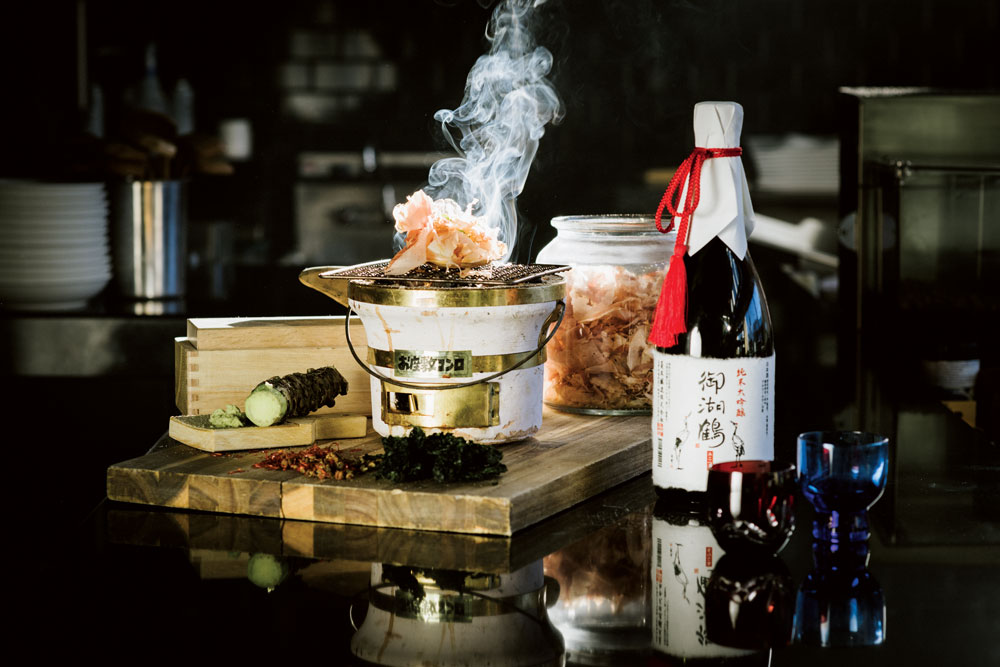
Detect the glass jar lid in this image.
<box><xmin>550</xmin><ymin>214</ymin><xmax>668</xmax><ymax>235</ymax></box>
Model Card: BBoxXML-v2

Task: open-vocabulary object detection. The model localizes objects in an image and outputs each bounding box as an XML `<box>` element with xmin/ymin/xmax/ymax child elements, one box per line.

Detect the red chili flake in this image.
<box><xmin>251</xmin><ymin>443</ymin><xmax>367</xmax><ymax>481</ymax></box>
<box><xmin>228</xmin><ymin>468</ymin><xmax>245</xmax><ymax>474</ymax></box>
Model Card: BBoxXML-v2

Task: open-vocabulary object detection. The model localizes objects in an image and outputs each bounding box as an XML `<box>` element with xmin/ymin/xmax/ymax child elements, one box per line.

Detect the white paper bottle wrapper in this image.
<box><xmin>671</xmin><ymin>101</ymin><xmax>756</xmax><ymax>260</ymax></box>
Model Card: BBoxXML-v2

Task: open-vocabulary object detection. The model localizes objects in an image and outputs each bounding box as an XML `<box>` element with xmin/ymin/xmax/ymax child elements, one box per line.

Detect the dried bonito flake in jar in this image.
<box><xmin>544</xmin><ymin>265</ymin><xmax>665</xmax><ymax>412</ymax></box>
<box><xmin>536</xmin><ymin>214</ymin><xmax>675</xmax><ymax>414</ymax></box>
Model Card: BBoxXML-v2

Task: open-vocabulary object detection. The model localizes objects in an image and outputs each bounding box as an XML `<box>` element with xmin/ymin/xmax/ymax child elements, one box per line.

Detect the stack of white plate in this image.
<box><xmin>0</xmin><ymin>180</ymin><xmax>112</xmax><ymax>311</ymax></box>
<box><xmin>746</xmin><ymin>134</ymin><xmax>840</xmax><ymax>195</ymax></box>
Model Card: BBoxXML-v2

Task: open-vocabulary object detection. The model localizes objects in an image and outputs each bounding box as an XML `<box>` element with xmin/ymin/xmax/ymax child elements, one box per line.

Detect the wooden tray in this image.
<box><xmin>169</xmin><ymin>413</ymin><xmax>368</xmax><ymax>452</ymax></box>
<box><xmin>107</xmin><ymin>409</ymin><xmax>651</xmax><ymax>536</ymax></box>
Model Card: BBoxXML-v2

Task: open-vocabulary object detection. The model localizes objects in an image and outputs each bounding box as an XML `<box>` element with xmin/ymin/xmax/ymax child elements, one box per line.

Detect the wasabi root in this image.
<box><xmin>243</xmin><ymin>366</ymin><xmax>349</xmax><ymax>427</ymax></box>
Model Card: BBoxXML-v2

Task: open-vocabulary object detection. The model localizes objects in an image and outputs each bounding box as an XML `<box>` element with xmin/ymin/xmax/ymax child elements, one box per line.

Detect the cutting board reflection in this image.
<box><xmin>108</xmin><ymin>409</ymin><xmax>651</xmax><ymax>536</ymax></box>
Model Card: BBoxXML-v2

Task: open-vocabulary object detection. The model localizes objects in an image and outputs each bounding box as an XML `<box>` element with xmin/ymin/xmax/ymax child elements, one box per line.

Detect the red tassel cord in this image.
<box><xmin>648</xmin><ymin>147</ymin><xmax>743</xmax><ymax>348</ymax></box>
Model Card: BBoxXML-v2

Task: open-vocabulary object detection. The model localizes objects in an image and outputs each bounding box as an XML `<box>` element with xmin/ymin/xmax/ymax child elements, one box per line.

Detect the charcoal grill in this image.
<box><xmin>300</xmin><ymin>261</ymin><xmax>570</xmax><ymax>443</ymax></box>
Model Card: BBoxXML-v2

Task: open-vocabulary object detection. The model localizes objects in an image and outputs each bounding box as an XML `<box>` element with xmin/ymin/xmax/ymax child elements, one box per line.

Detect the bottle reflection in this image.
<box><xmin>650</xmin><ymin>498</ymin><xmax>772</xmax><ymax>665</ymax></box>
<box><xmin>350</xmin><ymin>560</ymin><xmax>565</xmax><ymax>666</ymax></box>
<box><xmin>792</xmin><ymin>540</ymin><xmax>887</xmax><ymax>647</ymax></box>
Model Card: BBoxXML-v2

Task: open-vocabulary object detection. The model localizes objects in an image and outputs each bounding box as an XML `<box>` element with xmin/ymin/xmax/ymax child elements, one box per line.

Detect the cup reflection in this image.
<box><xmin>705</xmin><ymin>553</ymin><xmax>795</xmax><ymax>650</ymax></box>
<box><xmin>792</xmin><ymin>540</ymin><xmax>887</xmax><ymax>648</ymax></box>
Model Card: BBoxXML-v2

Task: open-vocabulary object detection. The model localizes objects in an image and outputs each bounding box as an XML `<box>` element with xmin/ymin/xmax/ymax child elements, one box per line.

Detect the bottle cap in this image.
<box><xmin>694</xmin><ymin>100</ymin><xmax>743</xmax><ymax>149</ymax></box>
<box><xmin>679</xmin><ymin>101</ymin><xmax>756</xmax><ymax>259</ymax></box>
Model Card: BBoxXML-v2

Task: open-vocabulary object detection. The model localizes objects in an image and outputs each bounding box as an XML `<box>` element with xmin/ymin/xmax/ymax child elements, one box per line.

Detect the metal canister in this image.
<box><xmin>111</xmin><ymin>180</ymin><xmax>187</xmax><ymax>299</ymax></box>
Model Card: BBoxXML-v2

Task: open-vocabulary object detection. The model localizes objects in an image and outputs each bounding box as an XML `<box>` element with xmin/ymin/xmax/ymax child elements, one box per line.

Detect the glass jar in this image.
<box><xmin>535</xmin><ymin>215</ymin><xmax>675</xmax><ymax>415</ymax></box>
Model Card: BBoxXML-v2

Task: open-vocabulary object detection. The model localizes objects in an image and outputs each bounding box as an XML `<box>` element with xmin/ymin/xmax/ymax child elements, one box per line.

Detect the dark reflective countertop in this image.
<box><xmin>15</xmin><ymin>371</ymin><xmax>1000</xmax><ymax>666</ymax></box>
<box><xmin>7</xmin><ymin>258</ymin><xmax>999</xmax><ymax>664</ymax></box>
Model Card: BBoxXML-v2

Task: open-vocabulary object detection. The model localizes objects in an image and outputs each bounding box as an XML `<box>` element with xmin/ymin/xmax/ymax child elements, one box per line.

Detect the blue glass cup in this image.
<box><xmin>796</xmin><ymin>431</ymin><xmax>889</xmax><ymax>543</ymax></box>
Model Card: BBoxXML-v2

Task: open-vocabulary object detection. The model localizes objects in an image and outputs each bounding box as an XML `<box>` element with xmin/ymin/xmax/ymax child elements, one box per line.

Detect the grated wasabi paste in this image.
<box><xmin>208</xmin><ymin>404</ymin><xmax>248</xmax><ymax>428</ymax></box>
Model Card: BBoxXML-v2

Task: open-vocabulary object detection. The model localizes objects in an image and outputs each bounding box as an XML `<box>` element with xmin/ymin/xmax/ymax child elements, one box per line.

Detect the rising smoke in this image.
<box><xmin>420</xmin><ymin>0</ymin><xmax>563</xmax><ymax>261</ymax></box>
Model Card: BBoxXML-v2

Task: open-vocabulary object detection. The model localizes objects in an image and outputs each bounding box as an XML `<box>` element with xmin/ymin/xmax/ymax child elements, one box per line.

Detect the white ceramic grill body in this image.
<box><xmin>351</xmin><ymin>299</ymin><xmax>557</xmax><ymax>444</ymax></box>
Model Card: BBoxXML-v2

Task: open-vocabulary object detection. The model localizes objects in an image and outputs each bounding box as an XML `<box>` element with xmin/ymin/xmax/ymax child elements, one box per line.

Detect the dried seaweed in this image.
<box><xmin>369</xmin><ymin>427</ymin><xmax>507</xmax><ymax>484</ymax></box>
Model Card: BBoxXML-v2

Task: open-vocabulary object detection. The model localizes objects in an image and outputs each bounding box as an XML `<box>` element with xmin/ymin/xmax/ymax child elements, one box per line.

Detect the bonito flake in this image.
<box><xmin>544</xmin><ymin>265</ymin><xmax>665</xmax><ymax>411</ymax></box>
<box><xmin>385</xmin><ymin>189</ymin><xmax>507</xmax><ymax>275</ymax></box>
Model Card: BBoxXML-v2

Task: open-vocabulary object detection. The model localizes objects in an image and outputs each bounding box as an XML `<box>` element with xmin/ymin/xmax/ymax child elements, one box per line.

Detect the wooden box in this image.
<box><xmin>174</xmin><ymin>316</ymin><xmax>372</xmax><ymax>416</ymax></box>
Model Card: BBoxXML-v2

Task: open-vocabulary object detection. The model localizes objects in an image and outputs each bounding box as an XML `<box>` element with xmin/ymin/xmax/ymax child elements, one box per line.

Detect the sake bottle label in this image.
<box><xmin>652</xmin><ymin>352</ymin><xmax>775</xmax><ymax>491</ymax></box>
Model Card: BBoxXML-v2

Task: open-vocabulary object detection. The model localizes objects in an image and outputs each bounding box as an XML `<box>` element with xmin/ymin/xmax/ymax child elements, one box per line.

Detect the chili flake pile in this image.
<box><xmin>253</xmin><ymin>444</ymin><xmax>376</xmax><ymax>481</ymax></box>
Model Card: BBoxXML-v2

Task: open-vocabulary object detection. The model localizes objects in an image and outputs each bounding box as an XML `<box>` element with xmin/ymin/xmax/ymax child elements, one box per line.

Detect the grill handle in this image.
<box><xmin>343</xmin><ymin>300</ymin><xmax>566</xmax><ymax>391</ymax></box>
<box><xmin>299</xmin><ymin>265</ymin><xmax>351</xmax><ymax>307</ymax></box>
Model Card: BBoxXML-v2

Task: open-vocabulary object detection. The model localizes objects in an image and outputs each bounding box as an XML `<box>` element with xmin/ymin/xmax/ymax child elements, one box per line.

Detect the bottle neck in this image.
<box><xmin>654</xmin><ymin>237</ymin><xmax>772</xmax><ymax>357</ymax></box>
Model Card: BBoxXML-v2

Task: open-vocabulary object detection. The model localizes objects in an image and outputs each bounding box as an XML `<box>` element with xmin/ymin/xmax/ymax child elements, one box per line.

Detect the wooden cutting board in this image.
<box><xmin>108</xmin><ymin>408</ymin><xmax>651</xmax><ymax>536</ymax></box>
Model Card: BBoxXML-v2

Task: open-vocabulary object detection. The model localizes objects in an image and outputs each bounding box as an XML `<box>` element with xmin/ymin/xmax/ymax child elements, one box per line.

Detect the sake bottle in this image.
<box><xmin>649</xmin><ymin>101</ymin><xmax>775</xmax><ymax>499</ymax></box>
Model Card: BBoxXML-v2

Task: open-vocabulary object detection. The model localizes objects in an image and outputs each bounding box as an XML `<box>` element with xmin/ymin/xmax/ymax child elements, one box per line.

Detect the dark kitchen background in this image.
<box><xmin>3</xmin><ymin>0</ymin><xmax>997</xmax><ymax>279</ymax></box>
<box><xmin>1</xmin><ymin>1</ymin><xmax>998</xmax><ymax>532</ymax></box>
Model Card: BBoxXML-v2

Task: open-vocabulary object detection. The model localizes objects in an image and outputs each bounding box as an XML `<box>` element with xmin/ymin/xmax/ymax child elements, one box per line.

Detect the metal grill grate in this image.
<box><xmin>319</xmin><ymin>260</ymin><xmax>570</xmax><ymax>286</ymax></box>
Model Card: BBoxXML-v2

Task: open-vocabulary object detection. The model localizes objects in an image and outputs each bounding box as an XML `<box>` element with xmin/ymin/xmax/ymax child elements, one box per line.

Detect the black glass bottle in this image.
<box><xmin>652</xmin><ymin>237</ymin><xmax>775</xmax><ymax>500</ymax></box>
